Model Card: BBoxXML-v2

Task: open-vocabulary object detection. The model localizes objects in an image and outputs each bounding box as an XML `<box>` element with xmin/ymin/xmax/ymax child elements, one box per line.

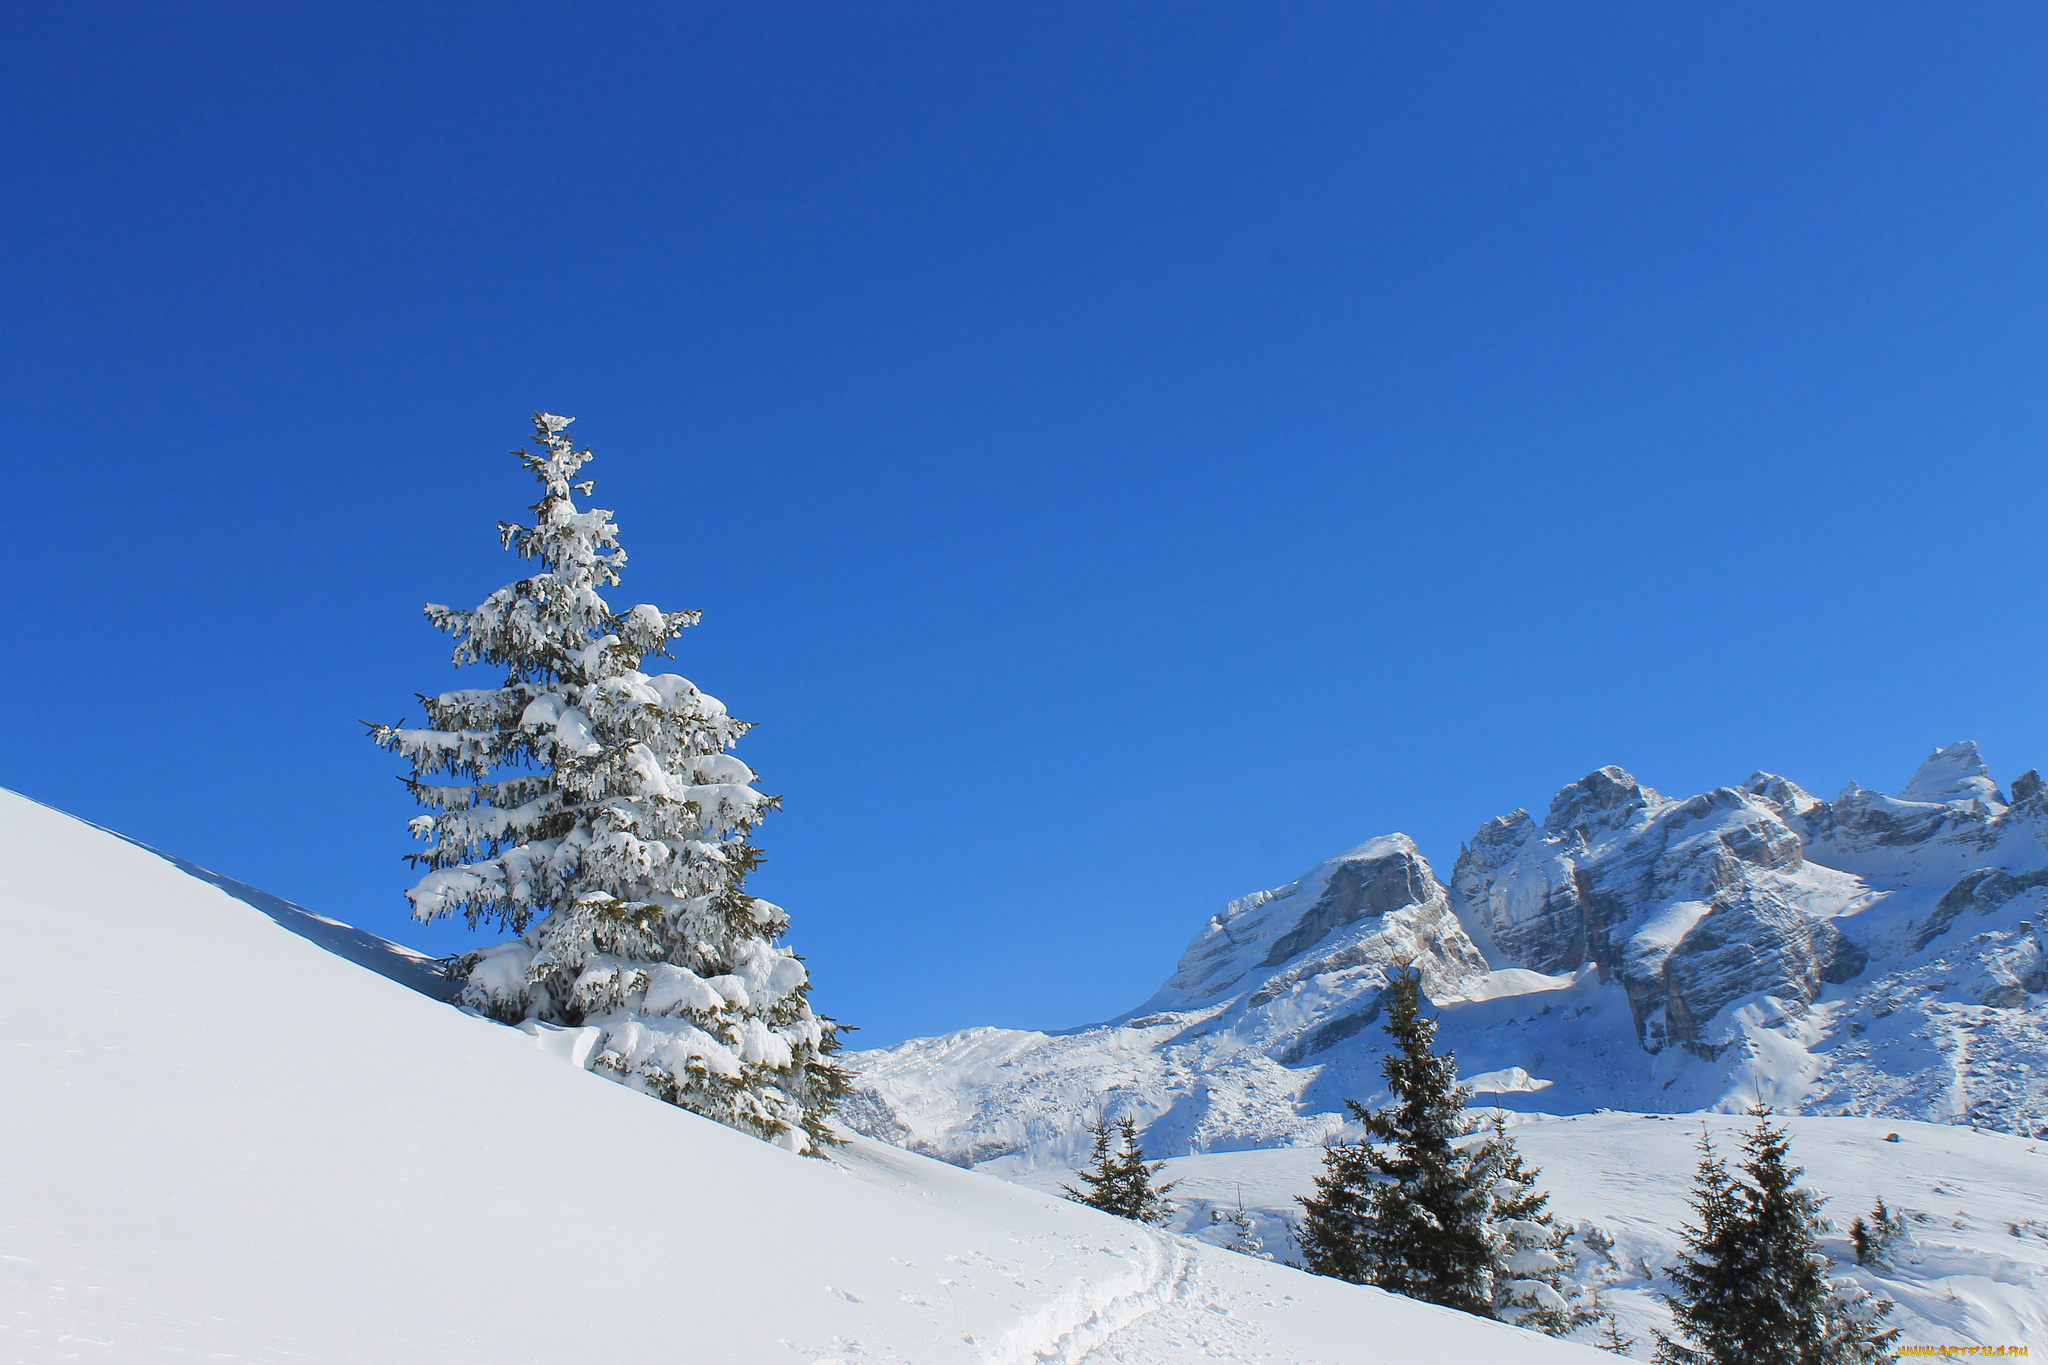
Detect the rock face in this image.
<box><xmin>1451</xmin><ymin>744</ymin><xmax>2048</xmax><ymax>1060</ymax></box>
<box><xmin>842</xmin><ymin>743</ymin><xmax>2048</xmax><ymax>1169</ymax></box>
<box><xmin>845</xmin><ymin>836</ymin><xmax>1491</xmax><ymax>1169</ymax></box>
<box><xmin>1452</xmin><ymin>767</ymin><xmax>1868</xmax><ymax>1056</ymax></box>
<box><xmin>1139</xmin><ymin>834</ymin><xmax>1487</xmax><ymax>1016</ymax></box>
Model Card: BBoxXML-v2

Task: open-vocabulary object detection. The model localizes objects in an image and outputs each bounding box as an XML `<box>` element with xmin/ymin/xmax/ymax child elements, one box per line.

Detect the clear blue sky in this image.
<box><xmin>5</xmin><ymin>4</ymin><xmax>2041</xmax><ymax>1046</ymax></box>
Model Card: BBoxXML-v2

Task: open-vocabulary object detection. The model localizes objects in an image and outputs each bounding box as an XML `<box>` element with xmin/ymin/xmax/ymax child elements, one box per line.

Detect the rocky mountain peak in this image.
<box><xmin>1137</xmin><ymin>833</ymin><xmax>1483</xmax><ymax>1016</ymax></box>
<box><xmin>1457</xmin><ymin>769</ymin><xmax>1860</xmax><ymax>1055</ymax></box>
<box><xmin>1543</xmin><ymin>764</ymin><xmax>1660</xmax><ymax>837</ymax></box>
<box><xmin>1802</xmin><ymin>741</ymin><xmax>2021</xmax><ymax>867</ymax></box>
<box><xmin>1741</xmin><ymin>771</ymin><xmax>1820</xmax><ymax>817</ymax></box>
<box><xmin>1900</xmin><ymin>740</ymin><xmax>2006</xmax><ymax>808</ymax></box>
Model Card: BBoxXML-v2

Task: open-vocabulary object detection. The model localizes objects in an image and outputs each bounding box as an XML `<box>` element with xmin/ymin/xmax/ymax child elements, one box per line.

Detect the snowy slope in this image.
<box><xmin>1007</xmin><ymin>1114</ymin><xmax>2048</xmax><ymax>1352</ymax></box>
<box><xmin>0</xmin><ymin>788</ymin><xmax>1607</xmax><ymax>1364</ymax></box>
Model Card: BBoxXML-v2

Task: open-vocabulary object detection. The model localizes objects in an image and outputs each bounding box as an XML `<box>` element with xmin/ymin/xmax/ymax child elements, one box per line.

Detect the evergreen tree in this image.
<box><xmin>1816</xmin><ymin>1279</ymin><xmax>1900</xmax><ymax>1365</ymax></box>
<box><xmin>1657</xmin><ymin>1113</ymin><xmax>1899</xmax><ymax>1365</ymax></box>
<box><xmin>367</xmin><ymin>413</ymin><xmax>846</xmax><ymax>1153</ymax></box>
<box><xmin>1598</xmin><ymin>1312</ymin><xmax>1639</xmax><ymax>1356</ymax></box>
<box><xmin>1475</xmin><ymin>1113</ymin><xmax>1596</xmax><ymax>1336</ymax></box>
<box><xmin>1061</xmin><ymin>1116</ymin><xmax>1177</xmax><ymax>1224</ymax></box>
<box><xmin>1294</xmin><ymin>966</ymin><xmax>1494</xmax><ymax>1316</ymax></box>
<box><xmin>1113</xmin><ymin>1115</ymin><xmax>1179</xmax><ymax>1225</ymax></box>
<box><xmin>1739</xmin><ymin>1113</ymin><xmax>1834</xmax><ymax>1360</ymax></box>
<box><xmin>1656</xmin><ymin>1129</ymin><xmax>1761</xmax><ymax>1365</ymax></box>
<box><xmin>1848</xmin><ymin>1197</ymin><xmax>1907</xmax><ymax>1270</ymax></box>
<box><xmin>1290</xmin><ymin>1114</ymin><xmax>1378</xmax><ymax>1283</ymax></box>
<box><xmin>1062</xmin><ymin>1117</ymin><xmax>1122</xmax><ymax>1213</ymax></box>
<box><xmin>1210</xmin><ymin>1189</ymin><xmax>1272</xmax><ymax>1260</ymax></box>
<box><xmin>1589</xmin><ymin>1290</ymin><xmax>1638</xmax><ymax>1357</ymax></box>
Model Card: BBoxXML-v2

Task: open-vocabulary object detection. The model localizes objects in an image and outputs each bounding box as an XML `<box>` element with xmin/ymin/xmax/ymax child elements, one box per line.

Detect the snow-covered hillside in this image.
<box><xmin>1009</xmin><ymin>1114</ymin><xmax>2048</xmax><ymax>1352</ymax></box>
<box><xmin>0</xmin><ymin>788</ymin><xmax>1607</xmax><ymax>1364</ymax></box>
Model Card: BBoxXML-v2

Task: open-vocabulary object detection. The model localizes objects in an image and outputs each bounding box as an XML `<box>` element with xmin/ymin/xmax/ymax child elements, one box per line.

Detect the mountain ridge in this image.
<box><xmin>843</xmin><ymin>742</ymin><xmax>2048</xmax><ymax>1171</ymax></box>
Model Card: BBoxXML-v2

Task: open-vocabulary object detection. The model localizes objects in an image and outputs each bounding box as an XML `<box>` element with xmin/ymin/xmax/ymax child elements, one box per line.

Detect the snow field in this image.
<box><xmin>0</xmin><ymin>789</ymin><xmax>1608</xmax><ymax>1363</ymax></box>
<box><xmin>1009</xmin><ymin>1112</ymin><xmax>2048</xmax><ymax>1354</ymax></box>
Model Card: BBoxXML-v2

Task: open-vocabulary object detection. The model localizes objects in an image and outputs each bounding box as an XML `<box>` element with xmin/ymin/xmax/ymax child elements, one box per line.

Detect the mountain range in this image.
<box><xmin>843</xmin><ymin>742</ymin><xmax>2048</xmax><ymax>1172</ymax></box>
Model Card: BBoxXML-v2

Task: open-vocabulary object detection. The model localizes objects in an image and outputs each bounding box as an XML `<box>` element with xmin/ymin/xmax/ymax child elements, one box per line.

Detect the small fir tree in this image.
<box><xmin>1658</xmin><ymin>1112</ymin><xmax>1899</xmax><ymax>1365</ymax></box>
<box><xmin>1599</xmin><ymin>1313</ymin><xmax>1639</xmax><ymax>1357</ymax></box>
<box><xmin>1294</xmin><ymin>966</ymin><xmax>1493</xmax><ymax>1316</ymax></box>
<box><xmin>1742</xmin><ymin>1113</ymin><xmax>1836</xmax><ymax>1361</ymax></box>
<box><xmin>1848</xmin><ymin>1197</ymin><xmax>1907</xmax><ymax>1269</ymax></box>
<box><xmin>1656</xmin><ymin>1129</ymin><xmax>1760</xmax><ymax>1365</ymax></box>
<box><xmin>1816</xmin><ymin>1279</ymin><xmax>1900</xmax><ymax>1365</ymax></box>
<box><xmin>1114</xmin><ymin>1117</ymin><xmax>1180</xmax><ymax>1225</ymax></box>
<box><xmin>367</xmin><ymin>413</ymin><xmax>846</xmax><ymax>1152</ymax></box>
<box><xmin>1210</xmin><ymin>1190</ymin><xmax>1273</xmax><ymax>1260</ymax></box>
<box><xmin>1062</xmin><ymin>1115</ymin><xmax>1178</xmax><ymax>1224</ymax></box>
<box><xmin>1290</xmin><ymin>1114</ymin><xmax>1378</xmax><ymax>1283</ymax></box>
<box><xmin>1589</xmin><ymin>1290</ymin><xmax>1638</xmax><ymax>1357</ymax></box>
<box><xmin>1062</xmin><ymin>1117</ymin><xmax>1122</xmax><ymax>1213</ymax></box>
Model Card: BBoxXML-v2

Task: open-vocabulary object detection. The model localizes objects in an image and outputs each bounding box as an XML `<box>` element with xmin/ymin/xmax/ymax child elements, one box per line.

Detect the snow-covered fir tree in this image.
<box><xmin>367</xmin><ymin>412</ymin><xmax>846</xmax><ymax>1153</ymax></box>
<box><xmin>1210</xmin><ymin>1190</ymin><xmax>1273</xmax><ymax>1260</ymax></box>
<box><xmin>1061</xmin><ymin>1115</ymin><xmax>1178</xmax><ymax>1225</ymax></box>
<box><xmin>1816</xmin><ymin>1279</ymin><xmax>1900</xmax><ymax>1365</ymax></box>
<box><xmin>1472</xmin><ymin>1113</ymin><xmax>1596</xmax><ymax>1336</ymax></box>
<box><xmin>1657</xmin><ymin>1112</ymin><xmax>1898</xmax><ymax>1365</ymax></box>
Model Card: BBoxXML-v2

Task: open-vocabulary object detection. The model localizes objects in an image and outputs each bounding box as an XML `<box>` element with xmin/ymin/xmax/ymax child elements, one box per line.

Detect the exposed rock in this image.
<box><xmin>1448</xmin><ymin>746</ymin><xmax>2048</xmax><ymax>1066</ymax></box>
<box><xmin>1260</xmin><ymin>849</ymin><xmax>1438</xmax><ymax>966</ymax></box>
<box><xmin>1801</xmin><ymin>782</ymin><xmax>2002</xmax><ymax>857</ymax></box>
<box><xmin>1649</xmin><ymin>886</ymin><xmax>1863</xmax><ymax>1054</ymax></box>
<box><xmin>1545</xmin><ymin>765</ymin><xmax>1661</xmax><ymax>838</ymax></box>
<box><xmin>1743</xmin><ymin>771</ymin><xmax>1822</xmax><ymax>818</ymax></box>
<box><xmin>1450</xmin><ymin>808</ymin><xmax>1582</xmax><ymax>973</ymax></box>
<box><xmin>1142</xmin><ymin>834</ymin><xmax>1485</xmax><ymax>1014</ymax></box>
<box><xmin>1454</xmin><ymin>768</ymin><xmax>1849</xmax><ymax>1056</ymax></box>
<box><xmin>843</xmin><ymin>741</ymin><xmax>2048</xmax><ymax>1167</ymax></box>
<box><xmin>1914</xmin><ymin>868</ymin><xmax>2048</xmax><ymax>953</ymax></box>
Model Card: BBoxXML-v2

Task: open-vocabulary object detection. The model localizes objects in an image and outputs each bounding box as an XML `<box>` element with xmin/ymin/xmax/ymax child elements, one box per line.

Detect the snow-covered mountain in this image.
<box><xmin>843</xmin><ymin>743</ymin><xmax>2048</xmax><ymax>1171</ymax></box>
<box><xmin>0</xmin><ymin>787</ymin><xmax>1609</xmax><ymax>1364</ymax></box>
<box><xmin>836</xmin><ymin>743</ymin><xmax>2048</xmax><ymax>1349</ymax></box>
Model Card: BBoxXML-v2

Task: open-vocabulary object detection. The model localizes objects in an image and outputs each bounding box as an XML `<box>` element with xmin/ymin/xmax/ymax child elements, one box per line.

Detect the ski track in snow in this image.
<box><xmin>1060</xmin><ymin>1247</ymin><xmax>1279</xmax><ymax>1365</ymax></box>
<box><xmin>1001</xmin><ymin>1233</ymin><xmax>1189</xmax><ymax>1365</ymax></box>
